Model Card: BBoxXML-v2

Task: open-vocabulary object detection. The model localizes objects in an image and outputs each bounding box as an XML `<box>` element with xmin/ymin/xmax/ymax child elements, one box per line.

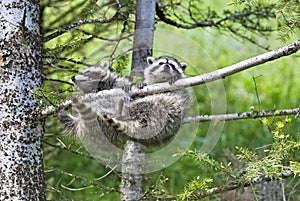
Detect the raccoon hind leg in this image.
<box><xmin>102</xmin><ymin>113</ymin><xmax>140</xmax><ymax>135</ymax></box>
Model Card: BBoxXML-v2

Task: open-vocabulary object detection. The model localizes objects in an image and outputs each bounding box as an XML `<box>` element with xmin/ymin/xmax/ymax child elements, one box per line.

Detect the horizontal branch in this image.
<box><xmin>193</xmin><ymin>172</ymin><xmax>292</xmax><ymax>199</ymax></box>
<box><xmin>43</xmin><ymin>55</ymin><xmax>90</xmax><ymax>66</ymax></box>
<box><xmin>41</xmin><ymin>99</ymin><xmax>72</xmax><ymax>117</ymax></box>
<box><xmin>184</xmin><ymin>107</ymin><xmax>300</xmax><ymax>123</ymax></box>
<box><xmin>41</xmin><ymin>39</ymin><xmax>300</xmax><ymax>118</ymax></box>
<box><xmin>129</xmin><ymin>39</ymin><xmax>300</xmax><ymax>97</ymax></box>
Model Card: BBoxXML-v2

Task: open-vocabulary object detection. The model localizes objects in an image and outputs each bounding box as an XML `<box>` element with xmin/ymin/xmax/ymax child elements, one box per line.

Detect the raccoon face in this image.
<box><xmin>72</xmin><ymin>61</ymin><xmax>111</xmax><ymax>93</ymax></box>
<box><xmin>144</xmin><ymin>56</ymin><xmax>187</xmax><ymax>84</ymax></box>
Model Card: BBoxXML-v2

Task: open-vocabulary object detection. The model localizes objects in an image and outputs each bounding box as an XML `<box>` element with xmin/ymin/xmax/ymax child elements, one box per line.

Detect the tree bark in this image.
<box><xmin>130</xmin><ymin>0</ymin><xmax>155</xmax><ymax>78</ymax></box>
<box><xmin>120</xmin><ymin>0</ymin><xmax>156</xmax><ymax>200</ymax></box>
<box><xmin>0</xmin><ymin>0</ymin><xmax>45</xmax><ymax>200</ymax></box>
<box><xmin>120</xmin><ymin>141</ymin><xmax>145</xmax><ymax>201</ymax></box>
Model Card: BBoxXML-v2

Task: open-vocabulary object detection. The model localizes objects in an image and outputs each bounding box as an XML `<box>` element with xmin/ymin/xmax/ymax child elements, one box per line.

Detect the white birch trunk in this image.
<box><xmin>0</xmin><ymin>0</ymin><xmax>45</xmax><ymax>200</ymax></box>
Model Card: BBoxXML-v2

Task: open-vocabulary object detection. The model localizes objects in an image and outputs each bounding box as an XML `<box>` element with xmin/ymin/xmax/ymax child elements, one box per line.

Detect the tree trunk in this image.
<box><xmin>120</xmin><ymin>140</ymin><xmax>145</xmax><ymax>201</ymax></box>
<box><xmin>130</xmin><ymin>0</ymin><xmax>155</xmax><ymax>78</ymax></box>
<box><xmin>120</xmin><ymin>0</ymin><xmax>156</xmax><ymax>200</ymax></box>
<box><xmin>0</xmin><ymin>1</ymin><xmax>45</xmax><ymax>200</ymax></box>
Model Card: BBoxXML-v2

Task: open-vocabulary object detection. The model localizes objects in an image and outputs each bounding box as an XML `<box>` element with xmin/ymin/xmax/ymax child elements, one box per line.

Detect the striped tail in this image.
<box><xmin>72</xmin><ymin>97</ymin><xmax>98</xmax><ymax>123</ymax></box>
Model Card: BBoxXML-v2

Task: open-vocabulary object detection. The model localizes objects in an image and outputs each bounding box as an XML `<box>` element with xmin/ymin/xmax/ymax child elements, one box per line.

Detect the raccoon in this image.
<box><xmin>100</xmin><ymin>56</ymin><xmax>190</xmax><ymax>145</ymax></box>
<box><xmin>60</xmin><ymin>56</ymin><xmax>189</xmax><ymax>148</ymax></box>
<box><xmin>58</xmin><ymin>61</ymin><xmax>131</xmax><ymax>166</ymax></box>
<box><xmin>72</xmin><ymin>60</ymin><xmax>131</xmax><ymax>93</ymax></box>
<box><xmin>58</xmin><ymin>61</ymin><xmax>131</xmax><ymax>161</ymax></box>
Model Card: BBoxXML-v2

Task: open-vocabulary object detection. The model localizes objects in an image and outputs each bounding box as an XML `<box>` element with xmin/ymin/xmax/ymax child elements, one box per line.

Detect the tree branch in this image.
<box><xmin>155</xmin><ymin>2</ymin><xmax>214</xmax><ymax>29</ymax></box>
<box><xmin>44</xmin><ymin>168</ymin><xmax>119</xmax><ymax>193</ymax></box>
<box><xmin>41</xmin><ymin>39</ymin><xmax>300</xmax><ymax>118</ymax></box>
<box><xmin>191</xmin><ymin>172</ymin><xmax>292</xmax><ymax>200</ymax></box>
<box><xmin>43</xmin><ymin>12</ymin><xmax>120</xmax><ymax>42</ymax></box>
<box><xmin>129</xmin><ymin>39</ymin><xmax>300</xmax><ymax>97</ymax></box>
<box><xmin>43</xmin><ymin>55</ymin><xmax>90</xmax><ymax>66</ymax></box>
<box><xmin>41</xmin><ymin>99</ymin><xmax>72</xmax><ymax>117</ymax></box>
<box><xmin>184</xmin><ymin>107</ymin><xmax>300</xmax><ymax>123</ymax></box>
<box><xmin>43</xmin><ymin>139</ymin><xmax>94</xmax><ymax>159</ymax></box>
<box><xmin>155</xmin><ymin>3</ymin><xmax>275</xmax><ymax>29</ymax></box>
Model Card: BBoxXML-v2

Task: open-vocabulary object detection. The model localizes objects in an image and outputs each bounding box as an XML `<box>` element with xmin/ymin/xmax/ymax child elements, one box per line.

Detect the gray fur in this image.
<box><xmin>72</xmin><ymin>60</ymin><xmax>131</xmax><ymax>93</ymax></box>
<box><xmin>99</xmin><ymin>56</ymin><xmax>190</xmax><ymax>145</ymax></box>
<box><xmin>59</xmin><ymin>56</ymin><xmax>190</xmax><ymax>148</ymax></box>
<box><xmin>58</xmin><ymin>62</ymin><xmax>130</xmax><ymax>166</ymax></box>
<box><xmin>59</xmin><ymin>60</ymin><xmax>131</xmax><ymax>149</ymax></box>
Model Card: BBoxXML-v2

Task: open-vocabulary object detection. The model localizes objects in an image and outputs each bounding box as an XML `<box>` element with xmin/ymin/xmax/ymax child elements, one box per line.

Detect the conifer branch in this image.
<box><xmin>190</xmin><ymin>172</ymin><xmax>292</xmax><ymax>200</ymax></box>
<box><xmin>156</xmin><ymin>3</ymin><xmax>275</xmax><ymax>29</ymax></box>
<box><xmin>43</xmin><ymin>12</ymin><xmax>120</xmax><ymax>42</ymax></box>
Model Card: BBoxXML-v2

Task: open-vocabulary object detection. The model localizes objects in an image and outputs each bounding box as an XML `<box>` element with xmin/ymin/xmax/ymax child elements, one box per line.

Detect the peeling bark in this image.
<box><xmin>0</xmin><ymin>0</ymin><xmax>45</xmax><ymax>200</ymax></box>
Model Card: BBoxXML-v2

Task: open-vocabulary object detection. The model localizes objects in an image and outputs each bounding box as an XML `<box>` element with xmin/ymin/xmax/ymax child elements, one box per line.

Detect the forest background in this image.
<box><xmin>38</xmin><ymin>0</ymin><xmax>300</xmax><ymax>200</ymax></box>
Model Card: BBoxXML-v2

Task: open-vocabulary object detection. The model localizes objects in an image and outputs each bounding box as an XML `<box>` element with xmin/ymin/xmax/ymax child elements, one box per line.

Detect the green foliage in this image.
<box><xmin>276</xmin><ymin>0</ymin><xmax>300</xmax><ymax>40</ymax></box>
<box><xmin>184</xmin><ymin>150</ymin><xmax>233</xmax><ymax>175</ymax></box>
<box><xmin>142</xmin><ymin>174</ymin><xmax>175</xmax><ymax>200</ymax></box>
<box><xmin>290</xmin><ymin>161</ymin><xmax>300</xmax><ymax>176</ymax></box>
<box><xmin>40</xmin><ymin>0</ymin><xmax>300</xmax><ymax>200</ymax></box>
<box><xmin>227</xmin><ymin>0</ymin><xmax>300</xmax><ymax>41</ymax></box>
<box><xmin>177</xmin><ymin>121</ymin><xmax>299</xmax><ymax>199</ymax></box>
<box><xmin>178</xmin><ymin>177</ymin><xmax>213</xmax><ymax>200</ymax></box>
<box><xmin>44</xmin><ymin>34</ymin><xmax>93</xmax><ymax>57</ymax></box>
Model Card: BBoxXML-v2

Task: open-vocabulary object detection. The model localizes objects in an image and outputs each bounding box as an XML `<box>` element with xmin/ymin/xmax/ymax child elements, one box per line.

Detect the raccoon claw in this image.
<box><xmin>103</xmin><ymin>113</ymin><xmax>122</xmax><ymax>129</ymax></box>
<box><xmin>135</xmin><ymin>82</ymin><xmax>147</xmax><ymax>89</ymax></box>
<box><xmin>122</xmin><ymin>84</ymin><xmax>132</xmax><ymax>92</ymax></box>
<box><xmin>122</xmin><ymin>96</ymin><xmax>131</xmax><ymax>103</ymax></box>
<box><xmin>123</xmin><ymin>82</ymin><xmax>147</xmax><ymax>91</ymax></box>
<box><xmin>103</xmin><ymin>113</ymin><xmax>111</xmax><ymax>120</ymax></box>
<box><xmin>168</xmin><ymin>76</ymin><xmax>180</xmax><ymax>85</ymax></box>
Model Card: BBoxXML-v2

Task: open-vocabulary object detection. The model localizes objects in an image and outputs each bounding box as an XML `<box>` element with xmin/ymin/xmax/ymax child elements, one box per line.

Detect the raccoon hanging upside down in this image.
<box><xmin>59</xmin><ymin>56</ymin><xmax>190</xmax><ymax>147</ymax></box>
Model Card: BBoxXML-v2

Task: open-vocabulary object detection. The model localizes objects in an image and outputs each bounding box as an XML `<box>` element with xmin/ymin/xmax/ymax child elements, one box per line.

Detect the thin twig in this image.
<box><xmin>252</xmin><ymin>75</ymin><xmax>262</xmax><ymax>111</ymax></box>
<box><xmin>43</xmin><ymin>139</ymin><xmax>94</xmax><ymax>159</ymax></box>
<box><xmin>44</xmin><ymin>168</ymin><xmax>119</xmax><ymax>192</ymax></box>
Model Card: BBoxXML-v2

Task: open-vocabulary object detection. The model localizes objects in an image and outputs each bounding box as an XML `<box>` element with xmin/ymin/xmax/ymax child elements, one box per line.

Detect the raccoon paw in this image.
<box><xmin>103</xmin><ymin>113</ymin><xmax>119</xmax><ymax>127</ymax></box>
<box><xmin>168</xmin><ymin>75</ymin><xmax>180</xmax><ymax>85</ymax></box>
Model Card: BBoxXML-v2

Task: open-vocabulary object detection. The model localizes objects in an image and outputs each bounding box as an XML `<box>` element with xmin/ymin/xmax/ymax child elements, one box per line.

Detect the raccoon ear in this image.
<box><xmin>180</xmin><ymin>62</ymin><xmax>187</xmax><ymax>70</ymax></box>
<box><xmin>147</xmin><ymin>57</ymin><xmax>155</xmax><ymax>65</ymax></box>
<box><xmin>100</xmin><ymin>61</ymin><xmax>110</xmax><ymax>69</ymax></box>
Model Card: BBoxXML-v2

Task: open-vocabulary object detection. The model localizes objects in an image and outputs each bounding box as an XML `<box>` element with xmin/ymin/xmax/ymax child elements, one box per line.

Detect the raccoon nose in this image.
<box><xmin>71</xmin><ymin>76</ymin><xmax>76</xmax><ymax>82</ymax></box>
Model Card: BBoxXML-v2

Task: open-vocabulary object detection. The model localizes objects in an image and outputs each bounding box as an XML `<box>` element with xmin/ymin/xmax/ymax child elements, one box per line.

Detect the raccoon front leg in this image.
<box><xmin>56</xmin><ymin>109</ymin><xmax>79</xmax><ymax>134</ymax></box>
<box><xmin>116</xmin><ymin>96</ymin><xmax>131</xmax><ymax>119</ymax></box>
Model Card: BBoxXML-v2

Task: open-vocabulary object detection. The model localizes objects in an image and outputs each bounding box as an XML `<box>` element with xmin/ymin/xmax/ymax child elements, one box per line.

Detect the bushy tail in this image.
<box><xmin>72</xmin><ymin>97</ymin><xmax>98</xmax><ymax>122</ymax></box>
